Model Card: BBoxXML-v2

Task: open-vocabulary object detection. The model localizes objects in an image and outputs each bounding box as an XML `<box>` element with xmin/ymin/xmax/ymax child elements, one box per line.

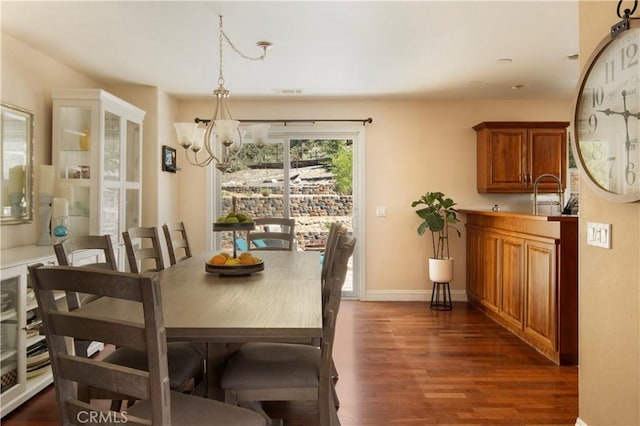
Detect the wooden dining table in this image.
<box><xmin>77</xmin><ymin>250</ymin><xmax>323</xmax><ymax>398</ymax></box>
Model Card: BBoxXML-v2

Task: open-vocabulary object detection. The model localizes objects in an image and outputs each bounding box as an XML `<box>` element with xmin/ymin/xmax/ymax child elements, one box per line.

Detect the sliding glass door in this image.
<box><xmin>211</xmin><ymin>126</ymin><xmax>363</xmax><ymax>299</ymax></box>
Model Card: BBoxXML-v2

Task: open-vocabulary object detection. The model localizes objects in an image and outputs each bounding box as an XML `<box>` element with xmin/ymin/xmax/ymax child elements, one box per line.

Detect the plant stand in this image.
<box><xmin>430</xmin><ymin>282</ymin><xmax>452</xmax><ymax>311</ymax></box>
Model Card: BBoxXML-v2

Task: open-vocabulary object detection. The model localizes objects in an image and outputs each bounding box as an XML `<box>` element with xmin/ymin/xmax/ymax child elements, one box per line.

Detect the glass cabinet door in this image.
<box><xmin>1</xmin><ymin>270</ymin><xmax>20</xmax><ymax>397</ymax></box>
<box><xmin>103</xmin><ymin>111</ymin><xmax>121</xmax><ymax>182</ymax></box>
<box><xmin>57</xmin><ymin>107</ymin><xmax>91</xmax><ymax>236</ymax></box>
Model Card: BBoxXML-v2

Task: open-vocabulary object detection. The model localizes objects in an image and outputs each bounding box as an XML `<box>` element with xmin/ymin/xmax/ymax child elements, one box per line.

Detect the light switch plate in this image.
<box><xmin>587</xmin><ymin>222</ymin><xmax>611</xmax><ymax>249</ymax></box>
<box><xmin>376</xmin><ymin>206</ymin><xmax>387</xmax><ymax>217</ymax></box>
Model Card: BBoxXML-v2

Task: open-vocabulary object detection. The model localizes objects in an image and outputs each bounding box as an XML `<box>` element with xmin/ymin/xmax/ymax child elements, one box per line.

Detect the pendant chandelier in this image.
<box><xmin>173</xmin><ymin>15</ymin><xmax>272</xmax><ymax>172</ymax></box>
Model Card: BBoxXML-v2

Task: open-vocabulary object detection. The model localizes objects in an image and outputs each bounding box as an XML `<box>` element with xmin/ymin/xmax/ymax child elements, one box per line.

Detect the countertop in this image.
<box><xmin>458</xmin><ymin>209</ymin><xmax>578</xmax><ymax>222</ymax></box>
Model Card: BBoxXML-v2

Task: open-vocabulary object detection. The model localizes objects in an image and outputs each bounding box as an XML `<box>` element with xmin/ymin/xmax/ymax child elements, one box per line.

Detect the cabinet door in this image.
<box><xmin>479</xmin><ymin>232</ymin><xmax>500</xmax><ymax>313</ymax></box>
<box><xmin>465</xmin><ymin>227</ymin><xmax>482</xmax><ymax>300</ymax></box>
<box><xmin>500</xmin><ymin>236</ymin><xmax>525</xmax><ymax>329</ymax></box>
<box><xmin>0</xmin><ymin>265</ymin><xmax>25</xmax><ymax>402</ymax></box>
<box><xmin>523</xmin><ymin>239</ymin><xmax>557</xmax><ymax>353</ymax></box>
<box><xmin>486</xmin><ymin>129</ymin><xmax>527</xmax><ymax>190</ymax></box>
<box><xmin>528</xmin><ymin>128</ymin><xmax>566</xmax><ymax>190</ymax></box>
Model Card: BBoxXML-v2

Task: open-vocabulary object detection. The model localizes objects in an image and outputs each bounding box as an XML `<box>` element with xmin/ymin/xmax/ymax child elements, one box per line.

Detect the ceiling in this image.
<box><xmin>1</xmin><ymin>1</ymin><xmax>581</xmax><ymax>101</ymax></box>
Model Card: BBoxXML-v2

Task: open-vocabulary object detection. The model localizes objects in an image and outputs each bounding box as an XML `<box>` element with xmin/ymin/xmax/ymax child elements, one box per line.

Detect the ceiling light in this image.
<box><xmin>173</xmin><ymin>16</ymin><xmax>272</xmax><ymax>172</ymax></box>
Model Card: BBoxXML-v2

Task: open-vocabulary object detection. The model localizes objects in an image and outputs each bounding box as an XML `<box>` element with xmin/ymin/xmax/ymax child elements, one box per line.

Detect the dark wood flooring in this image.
<box><xmin>1</xmin><ymin>301</ymin><xmax>578</xmax><ymax>425</ymax></box>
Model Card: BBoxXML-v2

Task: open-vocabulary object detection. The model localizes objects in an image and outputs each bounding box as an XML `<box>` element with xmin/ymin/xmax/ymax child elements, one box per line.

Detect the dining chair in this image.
<box><xmin>53</xmin><ymin>235</ymin><xmax>204</xmax><ymax>410</ymax></box>
<box><xmin>53</xmin><ymin>235</ymin><xmax>118</xmax><ymax>358</ymax></box>
<box><xmin>220</xmin><ymin>234</ymin><xmax>357</xmax><ymax>426</ymax></box>
<box><xmin>123</xmin><ymin>226</ymin><xmax>165</xmax><ymax>273</ymax></box>
<box><xmin>162</xmin><ymin>221</ymin><xmax>192</xmax><ymax>265</ymax></box>
<box><xmin>28</xmin><ymin>264</ymin><xmax>266</xmax><ymax>426</ymax></box>
<box><xmin>248</xmin><ymin>217</ymin><xmax>296</xmax><ymax>251</ymax></box>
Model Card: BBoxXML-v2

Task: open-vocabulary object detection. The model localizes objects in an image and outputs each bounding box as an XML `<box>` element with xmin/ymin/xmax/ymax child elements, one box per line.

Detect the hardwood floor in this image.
<box><xmin>1</xmin><ymin>301</ymin><xmax>578</xmax><ymax>425</ymax></box>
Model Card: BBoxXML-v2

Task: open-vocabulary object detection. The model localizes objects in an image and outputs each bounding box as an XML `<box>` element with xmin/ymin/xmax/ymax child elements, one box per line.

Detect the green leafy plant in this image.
<box><xmin>411</xmin><ymin>191</ymin><xmax>461</xmax><ymax>259</ymax></box>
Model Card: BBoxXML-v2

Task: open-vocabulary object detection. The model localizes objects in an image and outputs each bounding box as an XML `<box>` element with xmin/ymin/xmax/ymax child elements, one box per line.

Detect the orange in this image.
<box><xmin>209</xmin><ymin>254</ymin><xmax>226</xmax><ymax>265</ymax></box>
<box><xmin>219</xmin><ymin>252</ymin><xmax>231</xmax><ymax>259</ymax></box>
<box><xmin>239</xmin><ymin>255</ymin><xmax>256</xmax><ymax>265</ymax></box>
<box><xmin>239</xmin><ymin>252</ymin><xmax>252</xmax><ymax>259</ymax></box>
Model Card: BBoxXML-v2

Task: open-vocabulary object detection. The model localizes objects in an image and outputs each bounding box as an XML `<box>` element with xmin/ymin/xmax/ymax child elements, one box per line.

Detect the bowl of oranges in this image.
<box><xmin>205</xmin><ymin>252</ymin><xmax>264</xmax><ymax>276</ymax></box>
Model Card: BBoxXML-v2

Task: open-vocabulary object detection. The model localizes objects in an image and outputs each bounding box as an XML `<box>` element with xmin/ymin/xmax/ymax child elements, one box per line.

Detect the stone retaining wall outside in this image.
<box><xmin>220</xmin><ymin>184</ymin><xmax>352</xmax><ymax>250</ymax></box>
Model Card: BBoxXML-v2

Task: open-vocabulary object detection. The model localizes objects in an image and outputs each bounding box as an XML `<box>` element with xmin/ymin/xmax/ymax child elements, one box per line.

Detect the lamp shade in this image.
<box><xmin>173</xmin><ymin>122</ymin><xmax>197</xmax><ymax>149</ymax></box>
<box><xmin>215</xmin><ymin>119</ymin><xmax>240</xmax><ymax>146</ymax></box>
<box><xmin>248</xmin><ymin>124</ymin><xmax>271</xmax><ymax>148</ymax></box>
<box><xmin>191</xmin><ymin>125</ymin><xmax>207</xmax><ymax>153</ymax></box>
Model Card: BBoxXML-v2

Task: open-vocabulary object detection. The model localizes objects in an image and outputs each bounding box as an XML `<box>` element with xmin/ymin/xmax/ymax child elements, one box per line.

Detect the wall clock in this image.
<box><xmin>573</xmin><ymin>14</ymin><xmax>640</xmax><ymax>202</ymax></box>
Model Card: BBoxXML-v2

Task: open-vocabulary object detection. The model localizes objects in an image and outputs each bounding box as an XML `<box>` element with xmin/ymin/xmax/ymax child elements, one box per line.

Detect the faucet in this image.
<box><xmin>533</xmin><ymin>174</ymin><xmax>563</xmax><ymax>215</ymax></box>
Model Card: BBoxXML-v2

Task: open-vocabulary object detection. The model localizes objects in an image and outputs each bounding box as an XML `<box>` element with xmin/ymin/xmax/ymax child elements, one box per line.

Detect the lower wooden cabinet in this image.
<box><xmin>463</xmin><ymin>210</ymin><xmax>577</xmax><ymax>365</ymax></box>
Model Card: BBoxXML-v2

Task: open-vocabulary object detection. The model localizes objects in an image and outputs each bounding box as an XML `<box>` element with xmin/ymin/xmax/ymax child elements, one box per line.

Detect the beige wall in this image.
<box><xmin>578</xmin><ymin>2</ymin><xmax>640</xmax><ymax>425</ymax></box>
<box><xmin>0</xmin><ymin>34</ymin><xmax>99</xmax><ymax>249</ymax></box>
<box><xmin>176</xmin><ymin>98</ymin><xmax>571</xmax><ymax>297</ymax></box>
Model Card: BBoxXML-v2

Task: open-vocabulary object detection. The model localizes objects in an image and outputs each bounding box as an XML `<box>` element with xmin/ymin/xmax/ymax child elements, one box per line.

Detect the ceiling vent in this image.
<box><xmin>272</xmin><ymin>88</ymin><xmax>303</xmax><ymax>95</ymax></box>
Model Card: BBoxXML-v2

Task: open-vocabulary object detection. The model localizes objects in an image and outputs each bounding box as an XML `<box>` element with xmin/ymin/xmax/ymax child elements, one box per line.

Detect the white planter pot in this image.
<box><xmin>428</xmin><ymin>257</ymin><xmax>454</xmax><ymax>283</ymax></box>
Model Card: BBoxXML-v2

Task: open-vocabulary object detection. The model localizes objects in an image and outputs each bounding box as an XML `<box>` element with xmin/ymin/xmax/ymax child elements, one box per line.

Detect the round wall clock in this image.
<box><xmin>573</xmin><ymin>17</ymin><xmax>640</xmax><ymax>202</ymax></box>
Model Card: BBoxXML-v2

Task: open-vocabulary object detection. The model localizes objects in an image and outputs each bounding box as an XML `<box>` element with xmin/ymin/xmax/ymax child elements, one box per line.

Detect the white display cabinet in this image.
<box><xmin>52</xmin><ymin>89</ymin><xmax>145</xmax><ymax>268</ymax></box>
<box><xmin>0</xmin><ymin>246</ymin><xmax>58</xmax><ymax>417</ymax></box>
<box><xmin>0</xmin><ymin>245</ymin><xmax>108</xmax><ymax>416</ymax></box>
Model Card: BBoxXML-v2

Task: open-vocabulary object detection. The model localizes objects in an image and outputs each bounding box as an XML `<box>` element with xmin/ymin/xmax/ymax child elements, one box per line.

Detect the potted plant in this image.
<box><xmin>411</xmin><ymin>191</ymin><xmax>461</xmax><ymax>283</ymax></box>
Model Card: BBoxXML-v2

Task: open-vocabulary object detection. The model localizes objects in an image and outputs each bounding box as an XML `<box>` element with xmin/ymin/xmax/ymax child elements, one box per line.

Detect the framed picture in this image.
<box><xmin>162</xmin><ymin>145</ymin><xmax>177</xmax><ymax>173</ymax></box>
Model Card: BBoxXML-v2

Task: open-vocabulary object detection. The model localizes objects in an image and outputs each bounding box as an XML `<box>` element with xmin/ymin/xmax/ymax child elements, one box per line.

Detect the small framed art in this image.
<box><xmin>162</xmin><ymin>145</ymin><xmax>177</xmax><ymax>173</ymax></box>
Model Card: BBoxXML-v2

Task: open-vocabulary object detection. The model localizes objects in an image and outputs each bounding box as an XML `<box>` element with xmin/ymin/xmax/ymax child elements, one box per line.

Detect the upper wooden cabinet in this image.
<box><xmin>473</xmin><ymin>122</ymin><xmax>569</xmax><ymax>193</ymax></box>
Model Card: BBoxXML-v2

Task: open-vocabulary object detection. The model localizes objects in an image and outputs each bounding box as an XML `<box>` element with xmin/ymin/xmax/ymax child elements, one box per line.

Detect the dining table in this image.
<box><xmin>77</xmin><ymin>250</ymin><xmax>323</xmax><ymax>398</ymax></box>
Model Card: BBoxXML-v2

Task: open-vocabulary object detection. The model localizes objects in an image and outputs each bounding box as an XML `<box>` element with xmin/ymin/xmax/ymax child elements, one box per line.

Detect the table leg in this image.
<box><xmin>206</xmin><ymin>342</ymin><xmax>228</xmax><ymax>400</ymax></box>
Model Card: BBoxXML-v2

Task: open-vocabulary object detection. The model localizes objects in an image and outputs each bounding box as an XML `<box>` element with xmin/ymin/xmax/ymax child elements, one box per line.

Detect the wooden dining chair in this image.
<box><xmin>248</xmin><ymin>217</ymin><xmax>296</xmax><ymax>251</ymax></box>
<box><xmin>53</xmin><ymin>235</ymin><xmax>204</xmax><ymax>410</ymax></box>
<box><xmin>53</xmin><ymin>235</ymin><xmax>118</xmax><ymax>358</ymax></box>
<box><xmin>123</xmin><ymin>226</ymin><xmax>165</xmax><ymax>273</ymax></box>
<box><xmin>162</xmin><ymin>221</ymin><xmax>192</xmax><ymax>265</ymax></box>
<box><xmin>220</xmin><ymin>234</ymin><xmax>357</xmax><ymax>426</ymax></box>
<box><xmin>28</xmin><ymin>264</ymin><xmax>266</xmax><ymax>426</ymax></box>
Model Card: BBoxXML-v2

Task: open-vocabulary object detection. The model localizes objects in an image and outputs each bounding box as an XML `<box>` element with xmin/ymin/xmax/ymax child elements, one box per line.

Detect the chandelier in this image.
<box><xmin>173</xmin><ymin>15</ymin><xmax>272</xmax><ymax>172</ymax></box>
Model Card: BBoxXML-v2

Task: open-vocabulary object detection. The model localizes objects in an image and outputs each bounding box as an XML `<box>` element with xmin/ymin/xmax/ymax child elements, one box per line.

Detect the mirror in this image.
<box><xmin>1</xmin><ymin>102</ymin><xmax>34</xmax><ymax>224</ymax></box>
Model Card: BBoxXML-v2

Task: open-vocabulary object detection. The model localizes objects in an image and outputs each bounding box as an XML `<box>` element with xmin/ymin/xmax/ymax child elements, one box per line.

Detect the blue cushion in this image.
<box><xmin>253</xmin><ymin>239</ymin><xmax>267</xmax><ymax>248</ymax></box>
<box><xmin>235</xmin><ymin>238</ymin><xmax>248</xmax><ymax>251</ymax></box>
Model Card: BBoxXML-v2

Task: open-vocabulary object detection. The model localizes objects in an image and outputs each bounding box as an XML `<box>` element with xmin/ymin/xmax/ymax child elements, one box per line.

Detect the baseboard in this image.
<box><xmin>575</xmin><ymin>418</ymin><xmax>587</xmax><ymax>426</ymax></box>
<box><xmin>363</xmin><ymin>289</ymin><xmax>468</xmax><ymax>302</ymax></box>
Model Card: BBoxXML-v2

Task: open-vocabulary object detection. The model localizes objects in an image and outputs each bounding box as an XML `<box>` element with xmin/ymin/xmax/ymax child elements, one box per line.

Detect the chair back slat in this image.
<box><xmin>48</xmin><ymin>310</ymin><xmax>147</xmax><ymax>351</ymax></box>
<box><xmin>29</xmin><ymin>265</ymin><xmax>171</xmax><ymax>425</ymax></box>
<box><xmin>162</xmin><ymin>222</ymin><xmax>192</xmax><ymax>265</ymax></box>
<box><xmin>248</xmin><ymin>218</ymin><xmax>296</xmax><ymax>251</ymax></box>
<box><xmin>123</xmin><ymin>226</ymin><xmax>166</xmax><ymax>274</ymax></box>
<box><xmin>57</xmin><ymin>354</ymin><xmax>150</xmax><ymax>401</ymax></box>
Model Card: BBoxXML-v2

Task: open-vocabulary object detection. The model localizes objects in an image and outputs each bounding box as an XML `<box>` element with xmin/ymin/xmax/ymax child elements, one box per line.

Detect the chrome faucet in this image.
<box><xmin>533</xmin><ymin>174</ymin><xmax>563</xmax><ymax>215</ymax></box>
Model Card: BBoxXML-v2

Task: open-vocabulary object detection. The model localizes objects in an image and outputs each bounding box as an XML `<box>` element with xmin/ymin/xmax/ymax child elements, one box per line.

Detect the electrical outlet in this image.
<box><xmin>587</xmin><ymin>222</ymin><xmax>611</xmax><ymax>249</ymax></box>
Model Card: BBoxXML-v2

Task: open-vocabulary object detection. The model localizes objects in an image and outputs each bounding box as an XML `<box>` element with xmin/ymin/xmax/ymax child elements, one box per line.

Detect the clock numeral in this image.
<box><xmin>621</xmin><ymin>43</ymin><xmax>639</xmax><ymax>69</ymax></box>
<box><xmin>588</xmin><ymin>113</ymin><xmax>598</xmax><ymax>134</ymax></box>
<box><xmin>608</xmin><ymin>156</ymin><xmax>617</xmax><ymax>179</ymax></box>
<box><xmin>626</xmin><ymin>163</ymin><xmax>636</xmax><ymax>185</ymax></box>
<box><xmin>591</xmin><ymin>86</ymin><xmax>605</xmax><ymax>107</ymax></box>
<box><xmin>606</xmin><ymin>60</ymin><xmax>615</xmax><ymax>83</ymax></box>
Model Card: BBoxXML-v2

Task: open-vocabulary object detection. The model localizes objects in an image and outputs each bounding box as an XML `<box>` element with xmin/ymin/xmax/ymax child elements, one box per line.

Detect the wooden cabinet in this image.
<box><xmin>52</xmin><ymin>89</ymin><xmax>145</xmax><ymax>269</ymax></box>
<box><xmin>462</xmin><ymin>210</ymin><xmax>577</xmax><ymax>365</ymax></box>
<box><xmin>473</xmin><ymin>122</ymin><xmax>569</xmax><ymax>193</ymax></box>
